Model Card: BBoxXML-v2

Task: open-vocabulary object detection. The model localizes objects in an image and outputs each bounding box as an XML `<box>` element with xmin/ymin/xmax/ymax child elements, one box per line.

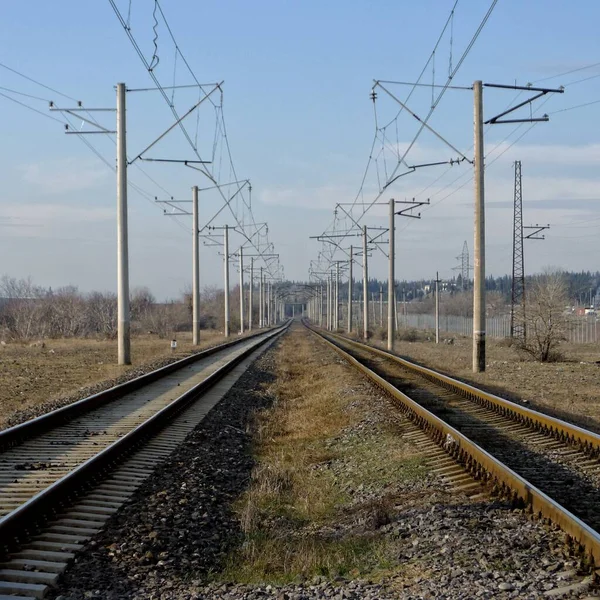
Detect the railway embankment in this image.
<box><xmin>47</xmin><ymin>326</ymin><xmax>593</xmax><ymax>599</ymax></box>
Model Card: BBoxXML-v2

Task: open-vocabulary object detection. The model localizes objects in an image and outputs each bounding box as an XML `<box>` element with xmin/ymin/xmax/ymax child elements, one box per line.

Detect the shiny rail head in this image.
<box><xmin>307</xmin><ymin>323</ymin><xmax>600</xmax><ymax>567</ymax></box>
<box><xmin>315</xmin><ymin>326</ymin><xmax>600</xmax><ymax>452</ymax></box>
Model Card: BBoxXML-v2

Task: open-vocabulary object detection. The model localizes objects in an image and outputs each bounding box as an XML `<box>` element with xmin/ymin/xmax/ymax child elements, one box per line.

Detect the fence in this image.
<box><xmin>400</xmin><ymin>312</ymin><xmax>599</xmax><ymax>344</ymax></box>
<box><xmin>330</xmin><ymin>302</ymin><xmax>599</xmax><ymax>344</ymax></box>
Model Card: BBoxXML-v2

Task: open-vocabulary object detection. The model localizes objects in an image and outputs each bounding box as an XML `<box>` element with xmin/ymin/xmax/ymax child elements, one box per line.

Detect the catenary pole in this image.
<box><xmin>192</xmin><ymin>185</ymin><xmax>200</xmax><ymax>345</ymax></box>
<box><xmin>388</xmin><ymin>198</ymin><xmax>395</xmax><ymax>351</ymax></box>
<box><xmin>362</xmin><ymin>225</ymin><xmax>368</xmax><ymax>340</ymax></box>
<box><xmin>259</xmin><ymin>267</ymin><xmax>264</xmax><ymax>328</ymax></box>
<box><xmin>335</xmin><ymin>261</ymin><xmax>340</xmax><ymax>331</ymax></box>
<box><xmin>328</xmin><ymin>272</ymin><xmax>332</xmax><ymax>329</ymax></box>
<box><xmin>473</xmin><ymin>80</ymin><xmax>486</xmax><ymax>372</ymax></box>
<box><xmin>347</xmin><ymin>246</ymin><xmax>353</xmax><ymax>334</ymax></box>
<box><xmin>116</xmin><ymin>82</ymin><xmax>131</xmax><ymax>365</ymax></box>
<box><xmin>320</xmin><ymin>284</ymin><xmax>324</xmax><ymax>327</ymax></box>
<box><xmin>239</xmin><ymin>246</ymin><xmax>244</xmax><ymax>334</ymax></box>
<box><xmin>249</xmin><ymin>257</ymin><xmax>254</xmax><ymax>331</ymax></box>
<box><xmin>224</xmin><ymin>225</ymin><xmax>230</xmax><ymax>337</ymax></box>
<box><xmin>435</xmin><ymin>271</ymin><xmax>440</xmax><ymax>344</ymax></box>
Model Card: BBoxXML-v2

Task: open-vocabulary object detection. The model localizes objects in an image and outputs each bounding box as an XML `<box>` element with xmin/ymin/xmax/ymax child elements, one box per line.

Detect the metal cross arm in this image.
<box><xmin>394</xmin><ymin>198</ymin><xmax>430</xmax><ymax>218</ymax></box>
<box><xmin>197</xmin><ymin>179</ymin><xmax>250</xmax><ymax>193</ymax></box>
<box><xmin>50</xmin><ymin>104</ymin><xmax>117</xmax><ymax>134</ymax></box>
<box><xmin>309</xmin><ymin>234</ymin><xmax>362</xmax><ymax>239</ymax></box>
<box><xmin>483</xmin><ymin>83</ymin><xmax>564</xmax><ymax>125</ymax></box>
<box><xmin>140</xmin><ymin>158</ymin><xmax>212</xmax><ymax>164</ymax></box>
<box><xmin>373</xmin><ymin>81</ymin><xmax>473</xmax><ymax>164</ymax></box>
<box><xmin>129</xmin><ymin>82</ymin><xmax>222</xmax><ymax>164</ymax></box>
<box><xmin>524</xmin><ymin>224</ymin><xmax>550</xmax><ymax>240</ymax></box>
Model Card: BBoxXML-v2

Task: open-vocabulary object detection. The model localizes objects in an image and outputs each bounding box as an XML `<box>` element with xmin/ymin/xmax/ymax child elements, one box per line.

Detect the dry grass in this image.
<box><xmin>0</xmin><ymin>330</ymin><xmax>242</xmax><ymax>429</ymax></box>
<box><xmin>222</xmin><ymin>326</ymin><xmax>432</xmax><ymax>584</ymax></box>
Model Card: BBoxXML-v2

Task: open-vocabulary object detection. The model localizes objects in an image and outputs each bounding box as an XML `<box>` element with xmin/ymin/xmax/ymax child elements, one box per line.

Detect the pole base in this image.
<box><xmin>473</xmin><ymin>333</ymin><xmax>486</xmax><ymax>372</ymax></box>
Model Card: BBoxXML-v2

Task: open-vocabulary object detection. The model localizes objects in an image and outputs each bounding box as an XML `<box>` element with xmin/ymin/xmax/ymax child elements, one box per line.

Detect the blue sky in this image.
<box><xmin>0</xmin><ymin>1</ymin><xmax>598</xmax><ymax>299</ymax></box>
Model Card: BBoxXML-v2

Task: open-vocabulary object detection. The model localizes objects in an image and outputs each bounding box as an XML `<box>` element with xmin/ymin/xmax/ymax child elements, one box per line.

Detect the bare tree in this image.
<box><xmin>0</xmin><ymin>276</ymin><xmax>47</xmax><ymax>339</ymax></box>
<box><xmin>86</xmin><ymin>291</ymin><xmax>118</xmax><ymax>338</ymax></box>
<box><xmin>519</xmin><ymin>270</ymin><xmax>570</xmax><ymax>362</ymax></box>
<box><xmin>46</xmin><ymin>286</ymin><xmax>87</xmax><ymax>338</ymax></box>
<box><xmin>130</xmin><ymin>287</ymin><xmax>156</xmax><ymax>331</ymax></box>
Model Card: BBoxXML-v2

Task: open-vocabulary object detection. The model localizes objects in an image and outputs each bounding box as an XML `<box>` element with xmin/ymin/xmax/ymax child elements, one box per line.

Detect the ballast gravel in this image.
<box><xmin>3</xmin><ymin>337</ymin><xmax>251</xmax><ymax>430</ymax></box>
<box><xmin>47</xmin><ymin>345</ymin><xmax>598</xmax><ymax>599</ymax></box>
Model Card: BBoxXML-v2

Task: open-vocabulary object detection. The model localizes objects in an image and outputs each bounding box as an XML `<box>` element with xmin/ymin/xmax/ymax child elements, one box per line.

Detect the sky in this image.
<box><xmin>0</xmin><ymin>0</ymin><xmax>599</xmax><ymax>300</ymax></box>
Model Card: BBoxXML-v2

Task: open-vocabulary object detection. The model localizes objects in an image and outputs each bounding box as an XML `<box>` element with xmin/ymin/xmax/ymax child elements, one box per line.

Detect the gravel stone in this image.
<box><xmin>46</xmin><ymin>338</ymin><xmax>599</xmax><ymax>600</ymax></box>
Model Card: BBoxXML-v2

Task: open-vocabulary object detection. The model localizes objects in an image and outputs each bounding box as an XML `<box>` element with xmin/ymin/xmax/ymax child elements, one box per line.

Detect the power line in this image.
<box><xmin>0</xmin><ymin>60</ymin><xmax>189</xmax><ymax>238</ymax></box>
<box><xmin>0</xmin><ymin>91</ymin><xmax>67</xmax><ymax>124</ymax></box>
<box><xmin>548</xmin><ymin>98</ymin><xmax>600</xmax><ymax>114</ymax></box>
<box><xmin>533</xmin><ymin>61</ymin><xmax>600</xmax><ymax>84</ymax></box>
<box><xmin>107</xmin><ymin>0</ymin><xmax>283</xmax><ymax>277</ymax></box>
<box><xmin>311</xmin><ymin>1</ymin><xmax>501</xmax><ymax>277</ymax></box>
<box><xmin>364</xmin><ymin>0</ymin><xmax>499</xmax><ymax>217</ymax></box>
<box><xmin>0</xmin><ymin>86</ymin><xmax>50</xmax><ymax>102</ymax></box>
<box><xmin>0</xmin><ymin>61</ymin><xmax>78</xmax><ymax>101</ymax></box>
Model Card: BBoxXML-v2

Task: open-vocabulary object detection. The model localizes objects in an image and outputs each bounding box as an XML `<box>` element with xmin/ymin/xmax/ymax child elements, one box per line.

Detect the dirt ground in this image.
<box><xmin>366</xmin><ymin>333</ymin><xmax>600</xmax><ymax>433</ymax></box>
<box><xmin>0</xmin><ymin>330</ymin><xmax>234</xmax><ymax>430</ymax></box>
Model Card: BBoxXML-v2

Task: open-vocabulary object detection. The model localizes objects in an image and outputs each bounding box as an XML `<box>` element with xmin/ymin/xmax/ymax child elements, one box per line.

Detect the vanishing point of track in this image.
<box><xmin>307</xmin><ymin>322</ymin><xmax>600</xmax><ymax>568</ymax></box>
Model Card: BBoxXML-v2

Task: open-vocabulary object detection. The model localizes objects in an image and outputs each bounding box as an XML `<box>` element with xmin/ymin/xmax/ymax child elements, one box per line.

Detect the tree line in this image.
<box><xmin>0</xmin><ymin>276</ymin><xmax>245</xmax><ymax>341</ymax></box>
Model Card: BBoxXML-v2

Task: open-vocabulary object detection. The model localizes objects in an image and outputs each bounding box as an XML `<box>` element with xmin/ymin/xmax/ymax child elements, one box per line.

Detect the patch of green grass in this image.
<box><xmin>223</xmin><ymin>533</ymin><xmax>396</xmax><ymax>585</ymax></box>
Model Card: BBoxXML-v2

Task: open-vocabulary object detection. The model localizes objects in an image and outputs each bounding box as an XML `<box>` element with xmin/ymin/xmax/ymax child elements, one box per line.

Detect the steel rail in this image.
<box><xmin>0</xmin><ymin>322</ymin><xmax>290</xmax><ymax>554</ymax></box>
<box><xmin>0</xmin><ymin>326</ymin><xmax>281</xmax><ymax>452</ymax></box>
<box><xmin>318</xmin><ymin>328</ymin><xmax>600</xmax><ymax>455</ymax></box>
<box><xmin>306</xmin><ymin>323</ymin><xmax>600</xmax><ymax>565</ymax></box>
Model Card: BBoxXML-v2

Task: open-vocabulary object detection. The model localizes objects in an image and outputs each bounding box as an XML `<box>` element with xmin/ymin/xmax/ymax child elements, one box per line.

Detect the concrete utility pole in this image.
<box><xmin>388</xmin><ymin>198</ymin><xmax>395</xmax><ymax>352</ymax></box>
<box><xmin>473</xmin><ymin>80</ymin><xmax>486</xmax><ymax>372</ymax></box>
<box><xmin>116</xmin><ymin>82</ymin><xmax>131</xmax><ymax>365</ymax></box>
<box><xmin>327</xmin><ymin>275</ymin><xmax>331</xmax><ymax>330</ymax></box>
<box><xmin>320</xmin><ymin>284</ymin><xmax>324</xmax><ymax>327</ymax></box>
<box><xmin>224</xmin><ymin>225</ymin><xmax>230</xmax><ymax>337</ymax></box>
<box><xmin>192</xmin><ymin>185</ymin><xmax>200</xmax><ymax>345</ymax></box>
<box><xmin>239</xmin><ymin>246</ymin><xmax>244</xmax><ymax>334</ymax></box>
<box><xmin>330</xmin><ymin>273</ymin><xmax>334</xmax><ymax>330</ymax></box>
<box><xmin>259</xmin><ymin>267</ymin><xmax>264</xmax><ymax>328</ymax></box>
<box><xmin>435</xmin><ymin>272</ymin><xmax>440</xmax><ymax>344</ymax></box>
<box><xmin>347</xmin><ymin>246</ymin><xmax>353</xmax><ymax>334</ymax></box>
<box><xmin>379</xmin><ymin>285</ymin><xmax>383</xmax><ymax>328</ymax></box>
<box><xmin>249</xmin><ymin>257</ymin><xmax>254</xmax><ymax>331</ymax></box>
<box><xmin>335</xmin><ymin>262</ymin><xmax>340</xmax><ymax>331</ymax></box>
<box><xmin>362</xmin><ymin>225</ymin><xmax>369</xmax><ymax>340</ymax></box>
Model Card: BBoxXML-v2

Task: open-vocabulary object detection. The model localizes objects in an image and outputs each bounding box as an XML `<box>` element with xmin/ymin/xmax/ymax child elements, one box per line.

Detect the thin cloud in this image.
<box><xmin>18</xmin><ymin>158</ymin><xmax>109</xmax><ymax>195</ymax></box>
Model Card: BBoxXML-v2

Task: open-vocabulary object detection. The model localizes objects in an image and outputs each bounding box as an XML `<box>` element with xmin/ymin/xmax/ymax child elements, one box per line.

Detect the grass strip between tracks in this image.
<box><xmin>220</xmin><ymin>326</ymin><xmax>432</xmax><ymax>584</ymax></box>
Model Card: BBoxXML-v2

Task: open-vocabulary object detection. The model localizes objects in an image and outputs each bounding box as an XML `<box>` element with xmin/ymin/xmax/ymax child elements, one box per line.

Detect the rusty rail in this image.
<box><xmin>321</xmin><ymin>329</ymin><xmax>600</xmax><ymax>454</ymax></box>
<box><xmin>307</xmin><ymin>324</ymin><xmax>600</xmax><ymax>565</ymax></box>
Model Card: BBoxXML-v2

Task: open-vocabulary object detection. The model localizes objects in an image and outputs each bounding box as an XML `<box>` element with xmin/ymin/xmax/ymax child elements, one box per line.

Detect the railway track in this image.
<box><xmin>307</xmin><ymin>323</ymin><xmax>600</xmax><ymax>571</ymax></box>
<box><xmin>0</xmin><ymin>324</ymin><xmax>288</xmax><ymax>599</ymax></box>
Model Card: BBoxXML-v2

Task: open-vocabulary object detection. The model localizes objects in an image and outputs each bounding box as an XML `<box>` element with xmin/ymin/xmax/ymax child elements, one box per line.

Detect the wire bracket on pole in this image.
<box><xmin>483</xmin><ymin>83</ymin><xmax>564</xmax><ymax>125</ymax></box>
<box><xmin>394</xmin><ymin>198</ymin><xmax>430</xmax><ymax>219</ymax></box>
<box><xmin>383</xmin><ymin>157</ymin><xmax>469</xmax><ymax>190</ymax></box>
<box><xmin>374</xmin><ymin>81</ymin><xmax>473</xmax><ymax>163</ymax></box>
<box><xmin>129</xmin><ymin>82</ymin><xmax>222</xmax><ymax>163</ymax></box>
<box><xmin>524</xmin><ymin>224</ymin><xmax>550</xmax><ymax>240</ymax></box>
<box><xmin>49</xmin><ymin>102</ymin><xmax>116</xmax><ymax>134</ymax></box>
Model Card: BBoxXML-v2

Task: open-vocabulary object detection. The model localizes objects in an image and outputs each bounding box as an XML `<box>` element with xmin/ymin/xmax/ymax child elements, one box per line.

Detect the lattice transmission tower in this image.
<box><xmin>510</xmin><ymin>161</ymin><xmax>526</xmax><ymax>340</ymax></box>
<box><xmin>453</xmin><ymin>241</ymin><xmax>471</xmax><ymax>290</ymax></box>
<box><xmin>510</xmin><ymin>161</ymin><xmax>550</xmax><ymax>340</ymax></box>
